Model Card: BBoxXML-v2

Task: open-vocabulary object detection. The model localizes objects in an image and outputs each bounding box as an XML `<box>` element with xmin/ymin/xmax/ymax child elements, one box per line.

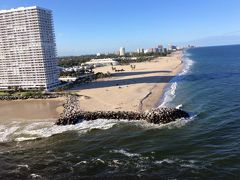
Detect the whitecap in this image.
<box><xmin>0</xmin><ymin>125</ymin><xmax>19</xmax><ymax>142</ymax></box>
<box><xmin>0</xmin><ymin>119</ymin><xmax>123</xmax><ymax>143</ymax></box>
<box><xmin>176</xmin><ymin>104</ymin><xmax>183</xmax><ymax>109</ymax></box>
<box><xmin>17</xmin><ymin>164</ymin><xmax>30</xmax><ymax>169</ymax></box>
<box><xmin>110</xmin><ymin>149</ymin><xmax>141</xmax><ymax>157</ymax></box>
<box><xmin>30</xmin><ymin>173</ymin><xmax>42</xmax><ymax>178</ymax></box>
<box><xmin>96</xmin><ymin>158</ymin><xmax>105</xmax><ymax>163</ymax></box>
<box><xmin>154</xmin><ymin>159</ymin><xmax>175</xmax><ymax>164</ymax></box>
<box><xmin>155</xmin><ymin>158</ymin><xmax>199</xmax><ymax>169</ymax></box>
<box><xmin>15</xmin><ymin>137</ymin><xmax>39</xmax><ymax>142</ymax></box>
<box><xmin>159</xmin><ymin>52</ymin><xmax>194</xmax><ymax>107</ymax></box>
<box><xmin>130</xmin><ymin>116</ymin><xmax>195</xmax><ymax>130</ymax></box>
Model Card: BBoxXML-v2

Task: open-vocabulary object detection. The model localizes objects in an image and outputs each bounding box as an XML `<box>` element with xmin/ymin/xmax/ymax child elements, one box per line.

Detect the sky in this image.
<box><xmin>1</xmin><ymin>0</ymin><xmax>240</xmax><ymax>56</ymax></box>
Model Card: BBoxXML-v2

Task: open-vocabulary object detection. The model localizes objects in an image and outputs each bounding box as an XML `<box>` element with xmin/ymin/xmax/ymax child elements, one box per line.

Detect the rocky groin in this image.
<box><xmin>56</xmin><ymin>95</ymin><xmax>189</xmax><ymax>125</ymax></box>
<box><xmin>57</xmin><ymin>95</ymin><xmax>81</xmax><ymax>125</ymax></box>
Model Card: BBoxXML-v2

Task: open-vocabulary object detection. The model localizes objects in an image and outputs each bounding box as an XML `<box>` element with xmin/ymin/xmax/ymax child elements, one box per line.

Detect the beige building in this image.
<box><xmin>0</xmin><ymin>6</ymin><xmax>59</xmax><ymax>91</ymax></box>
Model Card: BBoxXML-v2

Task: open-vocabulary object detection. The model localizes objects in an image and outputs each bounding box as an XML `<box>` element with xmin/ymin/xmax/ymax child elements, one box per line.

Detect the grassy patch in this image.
<box><xmin>0</xmin><ymin>92</ymin><xmax>10</xmax><ymax>96</ymax></box>
<box><xmin>12</xmin><ymin>91</ymin><xmax>43</xmax><ymax>97</ymax></box>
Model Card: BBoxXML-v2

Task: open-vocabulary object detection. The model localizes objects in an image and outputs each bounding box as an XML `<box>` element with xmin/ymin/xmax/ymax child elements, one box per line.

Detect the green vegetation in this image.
<box><xmin>130</xmin><ymin>52</ymin><xmax>168</xmax><ymax>57</ymax></box>
<box><xmin>58</xmin><ymin>55</ymin><xmax>94</xmax><ymax>67</ymax></box>
<box><xmin>117</xmin><ymin>57</ymin><xmax>153</xmax><ymax>65</ymax></box>
<box><xmin>93</xmin><ymin>72</ymin><xmax>111</xmax><ymax>79</ymax></box>
<box><xmin>58</xmin><ymin>52</ymin><xmax>168</xmax><ymax>68</ymax></box>
<box><xmin>13</xmin><ymin>91</ymin><xmax>44</xmax><ymax>97</ymax></box>
<box><xmin>0</xmin><ymin>91</ymin><xmax>10</xmax><ymax>96</ymax></box>
<box><xmin>60</xmin><ymin>70</ymin><xmax>86</xmax><ymax>77</ymax></box>
<box><xmin>0</xmin><ymin>86</ymin><xmax>48</xmax><ymax>97</ymax></box>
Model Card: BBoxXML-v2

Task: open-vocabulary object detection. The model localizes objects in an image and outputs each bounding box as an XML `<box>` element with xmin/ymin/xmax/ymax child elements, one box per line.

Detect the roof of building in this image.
<box><xmin>0</xmin><ymin>6</ymin><xmax>51</xmax><ymax>14</ymax></box>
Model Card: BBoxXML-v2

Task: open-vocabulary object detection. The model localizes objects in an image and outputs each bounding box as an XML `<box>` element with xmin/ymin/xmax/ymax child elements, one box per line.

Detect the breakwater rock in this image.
<box><xmin>58</xmin><ymin>95</ymin><xmax>81</xmax><ymax>124</ymax></box>
<box><xmin>56</xmin><ymin>96</ymin><xmax>189</xmax><ymax>125</ymax></box>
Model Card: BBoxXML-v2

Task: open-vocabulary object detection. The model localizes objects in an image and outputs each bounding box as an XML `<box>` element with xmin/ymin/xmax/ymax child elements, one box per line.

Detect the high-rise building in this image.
<box><xmin>157</xmin><ymin>45</ymin><xmax>163</xmax><ymax>53</ymax></box>
<box><xmin>119</xmin><ymin>47</ymin><xmax>125</xmax><ymax>56</ymax></box>
<box><xmin>137</xmin><ymin>48</ymin><xmax>144</xmax><ymax>54</ymax></box>
<box><xmin>0</xmin><ymin>6</ymin><xmax>59</xmax><ymax>91</ymax></box>
<box><xmin>168</xmin><ymin>44</ymin><xmax>177</xmax><ymax>51</ymax></box>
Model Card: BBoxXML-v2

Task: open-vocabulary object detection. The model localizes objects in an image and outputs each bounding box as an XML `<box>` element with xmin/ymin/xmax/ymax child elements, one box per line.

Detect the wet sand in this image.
<box><xmin>0</xmin><ymin>98</ymin><xmax>64</xmax><ymax>123</ymax></box>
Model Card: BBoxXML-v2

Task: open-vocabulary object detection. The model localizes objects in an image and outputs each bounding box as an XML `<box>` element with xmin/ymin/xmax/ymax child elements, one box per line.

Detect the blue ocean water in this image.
<box><xmin>0</xmin><ymin>45</ymin><xmax>240</xmax><ymax>179</ymax></box>
<box><xmin>161</xmin><ymin>45</ymin><xmax>240</xmax><ymax>177</ymax></box>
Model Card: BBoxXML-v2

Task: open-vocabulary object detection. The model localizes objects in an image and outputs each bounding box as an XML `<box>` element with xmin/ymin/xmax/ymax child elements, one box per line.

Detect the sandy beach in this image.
<box><xmin>0</xmin><ymin>98</ymin><xmax>64</xmax><ymax>123</ymax></box>
<box><xmin>0</xmin><ymin>51</ymin><xmax>183</xmax><ymax>122</ymax></box>
<box><xmin>71</xmin><ymin>51</ymin><xmax>183</xmax><ymax>112</ymax></box>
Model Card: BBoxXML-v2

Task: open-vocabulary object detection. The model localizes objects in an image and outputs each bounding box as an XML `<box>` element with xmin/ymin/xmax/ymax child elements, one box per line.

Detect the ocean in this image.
<box><xmin>0</xmin><ymin>45</ymin><xmax>240</xmax><ymax>179</ymax></box>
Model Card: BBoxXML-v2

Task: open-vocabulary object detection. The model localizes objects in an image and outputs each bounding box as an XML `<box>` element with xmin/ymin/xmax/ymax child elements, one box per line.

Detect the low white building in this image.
<box><xmin>59</xmin><ymin>74</ymin><xmax>92</xmax><ymax>82</ymax></box>
<box><xmin>62</xmin><ymin>66</ymin><xmax>84</xmax><ymax>72</ymax></box>
<box><xmin>59</xmin><ymin>77</ymin><xmax>77</xmax><ymax>82</ymax></box>
<box><xmin>85</xmin><ymin>58</ymin><xmax>119</xmax><ymax>66</ymax></box>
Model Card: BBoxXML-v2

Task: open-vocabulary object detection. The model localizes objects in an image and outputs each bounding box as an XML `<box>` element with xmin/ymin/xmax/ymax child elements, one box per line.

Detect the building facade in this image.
<box><xmin>119</xmin><ymin>47</ymin><xmax>125</xmax><ymax>56</ymax></box>
<box><xmin>168</xmin><ymin>44</ymin><xmax>177</xmax><ymax>51</ymax></box>
<box><xmin>137</xmin><ymin>48</ymin><xmax>144</xmax><ymax>54</ymax></box>
<box><xmin>85</xmin><ymin>58</ymin><xmax>119</xmax><ymax>66</ymax></box>
<box><xmin>0</xmin><ymin>6</ymin><xmax>59</xmax><ymax>91</ymax></box>
<box><xmin>157</xmin><ymin>45</ymin><xmax>163</xmax><ymax>53</ymax></box>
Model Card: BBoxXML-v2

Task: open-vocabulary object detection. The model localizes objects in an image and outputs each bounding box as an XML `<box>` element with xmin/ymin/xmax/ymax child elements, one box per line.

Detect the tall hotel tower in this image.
<box><xmin>0</xmin><ymin>6</ymin><xmax>59</xmax><ymax>91</ymax></box>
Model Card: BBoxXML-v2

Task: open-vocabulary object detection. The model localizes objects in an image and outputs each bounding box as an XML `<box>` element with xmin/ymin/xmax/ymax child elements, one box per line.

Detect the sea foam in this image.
<box><xmin>159</xmin><ymin>51</ymin><xmax>194</xmax><ymax>108</ymax></box>
<box><xmin>0</xmin><ymin>116</ymin><xmax>195</xmax><ymax>143</ymax></box>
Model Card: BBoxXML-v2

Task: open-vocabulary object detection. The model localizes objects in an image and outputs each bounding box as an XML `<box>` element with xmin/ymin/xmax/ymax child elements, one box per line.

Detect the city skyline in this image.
<box><xmin>0</xmin><ymin>0</ymin><xmax>240</xmax><ymax>55</ymax></box>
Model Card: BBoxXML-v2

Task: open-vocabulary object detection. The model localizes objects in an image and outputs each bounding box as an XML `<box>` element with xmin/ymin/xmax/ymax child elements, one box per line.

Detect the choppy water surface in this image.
<box><xmin>1</xmin><ymin>45</ymin><xmax>240</xmax><ymax>179</ymax></box>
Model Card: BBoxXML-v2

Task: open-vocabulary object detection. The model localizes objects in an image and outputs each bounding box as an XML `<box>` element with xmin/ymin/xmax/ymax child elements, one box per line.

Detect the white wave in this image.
<box><xmin>0</xmin><ymin>125</ymin><xmax>19</xmax><ymax>142</ymax></box>
<box><xmin>176</xmin><ymin>104</ymin><xmax>183</xmax><ymax>109</ymax></box>
<box><xmin>30</xmin><ymin>174</ymin><xmax>42</xmax><ymax>178</ymax></box>
<box><xmin>75</xmin><ymin>161</ymin><xmax>87</xmax><ymax>166</ymax></box>
<box><xmin>131</xmin><ymin>116</ymin><xmax>195</xmax><ymax>130</ymax></box>
<box><xmin>15</xmin><ymin>137</ymin><xmax>39</xmax><ymax>142</ymax></box>
<box><xmin>180</xmin><ymin>163</ymin><xmax>198</xmax><ymax>168</ymax></box>
<box><xmin>96</xmin><ymin>158</ymin><xmax>105</xmax><ymax>163</ymax></box>
<box><xmin>0</xmin><ymin>113</ymin><xmax>196</xmax><ymax>143</ymax></box>
<box><xmin>159</xmin><ymin>52</ymin><xmax>194</xmax><ymax>107</ymax></box>
<box><xmin>155</xmin><ymin>158</ymin><xmax>199</xmax><ymax>169</ymax></box>
<box><xmin>154</xmin><ymin>159</ymin><xmax>175</xmax><ymax>164</ymax></box>
<box><xmin>17</xmin><ymin>164</ymin><xmax>30</xmax><ymax>169</ymax></box>
<box><xmin>110</xmin><ymin>149</ymin><xmax>141</xmax><ymax>157</ymax></box>
<box><xmin>16</xmin><ymin>119</ymin><xmax>118</xmax><ymax>140</ymax></box>
<box><xmin>0</xmin><ymin>119</ymin><xmax>129</xmax><ymax>143</ymax></box>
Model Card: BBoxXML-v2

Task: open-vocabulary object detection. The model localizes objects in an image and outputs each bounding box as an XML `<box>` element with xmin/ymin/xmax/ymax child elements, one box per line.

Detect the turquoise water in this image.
<box><xmin>0</xmin><ymin>45</ymin><xmax>240</xmax><ymax>179</ymax></box>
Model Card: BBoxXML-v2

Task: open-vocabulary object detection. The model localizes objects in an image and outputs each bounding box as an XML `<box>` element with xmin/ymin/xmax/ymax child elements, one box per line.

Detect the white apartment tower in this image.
<box><xmin>0</xmin><ymin>6</ymin><xmax>59</xmax><ymax>91</ymax></box>
<box><xmin>119</xmin><ymin>47</ymin><xmax>125</xmax><ymax>56</ymax></box>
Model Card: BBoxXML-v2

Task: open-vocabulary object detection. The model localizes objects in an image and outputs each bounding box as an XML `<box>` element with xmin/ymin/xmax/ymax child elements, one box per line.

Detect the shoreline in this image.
<box><xmin>139</xmin><ymin>52</ymin><xmax>184</xmax><ymax>111</ymax></box>
<box><xmin>70</xmin><ymin>51</ymin><xmax>184</xmax><ymax>112</ymax></box>
<box><xmin>0</xmin><ymin>51</ymin><xmax>183</xmax><ymax>122</ymax></box>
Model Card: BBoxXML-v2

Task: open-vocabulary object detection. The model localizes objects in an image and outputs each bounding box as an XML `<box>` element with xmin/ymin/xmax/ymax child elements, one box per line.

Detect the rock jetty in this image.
<box><xmin>56</xmin><ymin>95</ymin><xmax>189</xmax><ymax>125</ymax></box>
<box><xmin>58</xmin><ymin>95</ymin><xmax>81</xmax><ymax>125</ymax></box>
